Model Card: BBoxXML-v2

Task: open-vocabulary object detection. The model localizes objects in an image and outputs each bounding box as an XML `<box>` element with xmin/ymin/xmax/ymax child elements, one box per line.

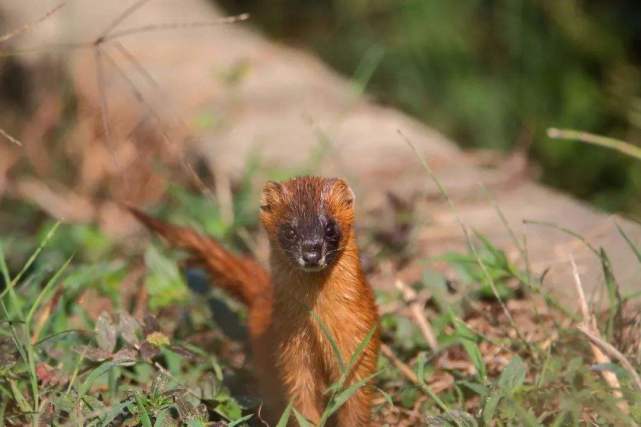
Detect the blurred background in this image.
<box><xmin>1</xmin><ymin>0</ymin><xmax>640</xmax><ymax>282</ymax></box>
<box><xmin>218</xmin><ymin>0</ymin><xmax>641</xmax><ymax>215</ymax></box>
<box><xmin>2</xmin><ymin>1</ymin><xmax>641</xmax><ymax>221</ymax></box>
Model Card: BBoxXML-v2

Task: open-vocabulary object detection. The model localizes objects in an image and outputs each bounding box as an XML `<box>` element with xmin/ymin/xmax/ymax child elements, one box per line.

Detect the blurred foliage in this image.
<box><xmin>218</xmin><ymin>0</ymin><xmax>641</xmax><ymax>215</ymax></box>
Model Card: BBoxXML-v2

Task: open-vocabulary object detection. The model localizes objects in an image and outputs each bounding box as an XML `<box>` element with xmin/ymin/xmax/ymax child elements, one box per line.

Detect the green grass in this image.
<box><xmin>2</xmin><ymin>172</ymin><xmax>641</xmax><ymax>426</ymax></box>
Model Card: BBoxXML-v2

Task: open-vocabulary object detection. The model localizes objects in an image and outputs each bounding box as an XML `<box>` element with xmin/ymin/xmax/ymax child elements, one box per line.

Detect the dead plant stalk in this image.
<box><xmin>570</xmin><ymin>255</ymin><xmax>630</xmax><ymax>414</ymax></box>
<box><xmin>394</xmin><ymin>279</ymin><xmax>438</xmax><ymax>351</ymax></box>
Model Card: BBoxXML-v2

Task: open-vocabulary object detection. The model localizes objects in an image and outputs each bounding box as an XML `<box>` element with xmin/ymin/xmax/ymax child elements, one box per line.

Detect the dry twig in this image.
<box><xmin>381</xmin><ymin>343</ymin><xmax>419</xmax><ymax>385</ymax></box>
<box><xmin>0</xmin><ymin>128</ymin><xmax>22</xmax><ymax>146</ymax></box>
<box><xmin>394</xmin><ymin>279</ymin><xmax>438</xmax><ymax>351</ymax></box>
<box><xmin>548</xmin><ymin>128</ymin><xmax>641</xmax><ymax>162</ymax></box>
<box><xmin>380</xmin><ymin>344</ymin><xmax>448</xmax><ymax>412</ymax></box>
<box><xmin>570</xmin><ymin>255</ymin><xmax>629</xmax><ymax>413</ymax></box>
<box><xmin>0</xmin><ymin>2</ymin><xmax>66</xmax><ymax>44</ymax></box>
<box><xmin>103</xmin><ymin>14</ymin><xmax>250</xmax><ymax>41</ymax></box>
<box><xmin>577</xmin><ymin>325</ymin><xmax>641</xmax><ymax>393</ymax></box>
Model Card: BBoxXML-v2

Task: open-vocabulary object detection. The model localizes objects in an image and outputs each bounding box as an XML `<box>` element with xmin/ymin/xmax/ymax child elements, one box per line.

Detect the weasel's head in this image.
<box><xmin>259</xmin><ymin>176</ymin><xmax>355</xmax><ymax>273</ymax></box>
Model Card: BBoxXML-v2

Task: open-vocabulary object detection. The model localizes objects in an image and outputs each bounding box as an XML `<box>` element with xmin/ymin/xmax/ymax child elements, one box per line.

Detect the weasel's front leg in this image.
<box><xmin>281</xmin><ymin>363</ymin><xmax>325</xmax><ymax>424</ymax></box>
<box><xmin>277</xmin><ymin>330</ymin><xmax>327</xmax><ymax>425</ymax></box>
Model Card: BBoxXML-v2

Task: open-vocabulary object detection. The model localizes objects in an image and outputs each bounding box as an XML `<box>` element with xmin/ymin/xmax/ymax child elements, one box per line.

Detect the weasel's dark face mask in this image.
<box><xmin>259</xmin><ymin>176</ymin><xmax>355</xmax><ymax>273</ymax></box>
<box><xmin>277</xmin><ymin>213</ymin><xmax>342</xmax><ymax>272</ymax></box>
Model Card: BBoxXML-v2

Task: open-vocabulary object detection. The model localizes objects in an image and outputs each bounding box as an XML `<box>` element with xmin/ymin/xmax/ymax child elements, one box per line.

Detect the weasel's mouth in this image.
<box><xmin>297</xmin><ymin>257</ymin><xmax>327</xmax><ymax>272</ymax></box>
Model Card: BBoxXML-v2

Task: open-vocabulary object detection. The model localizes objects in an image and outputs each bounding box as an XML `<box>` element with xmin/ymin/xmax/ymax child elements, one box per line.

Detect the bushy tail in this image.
<box><xmin>128</xmin><ymin>207</ymin><xmax>270</xmax><ymax>307</ymax></box>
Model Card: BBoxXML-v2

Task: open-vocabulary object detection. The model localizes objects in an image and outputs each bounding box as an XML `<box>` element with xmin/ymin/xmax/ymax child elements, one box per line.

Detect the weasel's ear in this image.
<box><xmin>260</xmin><ymin>181</ymin><xmax>284</xmax><ymax>212</ymax></box>
<box><xmin>326</xmin><ymin>178</ymin><xmax>355</xmax><ymax>208</ymax></box>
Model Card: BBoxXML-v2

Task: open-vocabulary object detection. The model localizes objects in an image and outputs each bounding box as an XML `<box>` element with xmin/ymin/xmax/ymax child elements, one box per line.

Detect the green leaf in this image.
<box><xmin>100</xmin><ymin>397</ymin><xmax>134</xmax><ymax>426</ymax></box>
<box><xmin>399</xmin><ymin>387</ymin><xmax>419</xmax><ymax>409</ymax></box>
<box><xmin>482</xmin><ymin>393</ymin><xmax>501</xmax><ymax>424</ymax></box>
<box><xmin>497</xmin><ymin>356</ymin><xmax>526</xmax><ymax>394</ymax></box>
<box><xmin>507</xmin><ymin>398</ymin><xmax>543</xmax><ymax>427</ymax></box>
<box><xmin>8</xmin><ymin>379</ymin><xmax>31</xmax><ymax>413</ymax></box>
<box><xmin>422</xmin><ymin>269</ymin><xmax>456</xmax><ymax>315</ymax></box>
<box><xmin>78</xmin><ymin>362</ymin><xmax>116</xmax><ymax>399</ymax></box>
<box><xmin>451</xmin><ymin>314</ymin><xmax>486</xmax><ymax>381</ymax></box>
<box><xmin>215</xmin><ymin>395</ymin><xmax>243</xmax><ymax>421</ymax></box>
<box><xmin>458</xmin><ymin>380</ymin><xmax>488</xmax><ymax>397</ymax></box>
<box><xmin>475</xmin><ymin>232</ymin><xmax>509</xmax><ymax>269</ymax></box>
<box><xmin>145</xmin><ymin>245</ymin><xmax>188</xmax><ymax>310</ymax></box>
<box><xmin>135</xmin><ymin>393</ymin><xmax>153</xmax><ymax>427</ymax></box>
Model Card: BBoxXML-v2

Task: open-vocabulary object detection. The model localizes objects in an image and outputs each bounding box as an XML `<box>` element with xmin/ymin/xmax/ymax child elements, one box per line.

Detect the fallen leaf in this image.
<box><xmin>95</xmin><ymin>311</ymin><xmax>117</xmax><ymax>353</ymax></box>
<box><xmin>119</xmin><ymin>311</ymin><xmax>141</xmax><ymax>346</ymax></box>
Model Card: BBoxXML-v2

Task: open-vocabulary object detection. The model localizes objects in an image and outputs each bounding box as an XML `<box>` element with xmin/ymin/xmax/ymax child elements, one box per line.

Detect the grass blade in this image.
<box><xmin>134</xmin><ymin>393</ymin><xmax>153</xmax><ymax>427</ymax></box>
<box><xmin>0</xmin><ymin>242</ymin><xmax>11</xmax><ymax>286</ymax></box>
<box><xmin>616</xmin><ymin>223</ymin><xmax>641</xmax><ymax>264</ymax></box>
<box><xmin>0</xmin><ymin>222</ymin><xmax>61</xmax><ymax>301</ymax></box>
<box><xmin>334</xmin><ymin>325</ymin><xmax>377</xmax><ymax>390</ymax></box>
<box><xmin>8</xmin><ymin>379</ymin><xmax>31</xmax><ymax>413</ymax></box>
<box><xmin>275</xmin><ymin>401</ymin><xmax>293</xmax><ymax>427</ymax></box>
<box><xmin>451</xmin><ymin>313</ymin><xmax>487</xmax><ymax>382</ymax></box>
<box><xmin>292</xmin><ymin>408</ymin><xmax>314</xmax><ymax>427</ymax></box>
<box><xmin>598</xmin><ymin>248</ymin><xmax>622</xmax><ymax>340</ymax></box>
<box><xmin>228</xmin><ymin>413</ymin><xmax>254</xmax><ymax>426</ymax></box>
<box><xmin>319</xmin><ymin>372</ymin><xmax>379</xmax><ymax>426</ymax></box>
<box><xmin>79</xmin><ymin>361</ymin><xmax>116</xmax><ymax>399</ymax></box>
<box><xmin>416</xmin><ymin>351</ymin><xmax>427</xmax><ymax>385</ymax></box>
<box><xmin>25</xmin><ymin>254</ymin><xmax>73</xmax><ymax>327</ymax></box>
<box><xmin>312</xmin><ymin>311</ymin><xmax>345</xmax><ymax>373</ymax></box>
<box><xmin>0</xmin><ymin>221</ymin><xmax>60</xmax><ymax>299</ymax></box>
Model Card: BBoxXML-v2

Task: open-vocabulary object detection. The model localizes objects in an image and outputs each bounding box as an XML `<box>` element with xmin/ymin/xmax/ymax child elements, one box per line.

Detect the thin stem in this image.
<box><xmin>548</xmin><ymin>128</ymin><xmax>641</xmax><ymax>162</ymax></box>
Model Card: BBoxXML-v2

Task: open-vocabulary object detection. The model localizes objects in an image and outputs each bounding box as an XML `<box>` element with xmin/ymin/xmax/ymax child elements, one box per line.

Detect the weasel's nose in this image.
<box><xmin>301</xmin><ymin>240</ymin><xmax>323</xmax><ymax>265</ymax></box>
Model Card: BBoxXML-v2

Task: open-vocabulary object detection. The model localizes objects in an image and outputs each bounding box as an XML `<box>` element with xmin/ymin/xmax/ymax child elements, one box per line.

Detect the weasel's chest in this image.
<box><xmin>274</xmin><ymin>300</ymin><xmax>367</xmax><ymax>383</ymax></box>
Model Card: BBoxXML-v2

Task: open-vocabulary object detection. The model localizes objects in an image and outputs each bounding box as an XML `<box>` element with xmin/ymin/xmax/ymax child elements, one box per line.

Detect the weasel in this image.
<box><xmin>129</xmin><ymin>176</ymin><xmax>380</xmax><ymax>426</ymax></box>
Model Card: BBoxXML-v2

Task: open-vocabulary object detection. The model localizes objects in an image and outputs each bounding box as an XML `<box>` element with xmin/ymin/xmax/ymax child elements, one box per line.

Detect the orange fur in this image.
<box><xmin>129</xmin><ymin>177</ymin><xmax>380</xmax><ymax>426</ymax></box>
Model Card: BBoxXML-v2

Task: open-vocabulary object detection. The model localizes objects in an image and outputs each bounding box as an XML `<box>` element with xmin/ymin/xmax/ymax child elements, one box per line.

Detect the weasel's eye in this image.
<box><xmin>284</xmin><ymin>226</ymin><xmax>297</xmax><ymax>240</ymax></box>
<box><xmin>325</xmin><ymin>221</ymin><xmax>338</xmax><ymax>239</ymax></box>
